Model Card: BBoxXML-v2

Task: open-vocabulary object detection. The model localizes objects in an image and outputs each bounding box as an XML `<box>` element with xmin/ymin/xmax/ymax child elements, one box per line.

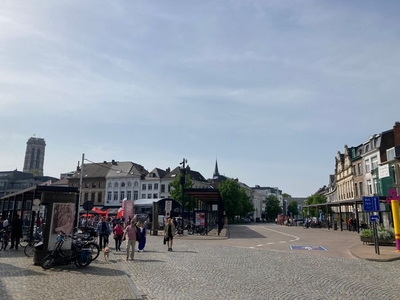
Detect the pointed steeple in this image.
<box><xmin>213</xmin><ymin>159</ymin><xmax>220</xmax><ymax>179</ymax></box>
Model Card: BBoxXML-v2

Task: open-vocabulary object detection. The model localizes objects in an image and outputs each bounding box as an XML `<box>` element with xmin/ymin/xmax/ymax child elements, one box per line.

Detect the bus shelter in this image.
<box><xmin>302</xmin><ymin>196</ymin><xmax>391</xmax><ymax>233</ymax></box>
<box><xmin>183</xmin><ymin>188</ymin><xmax>224</xmax><ymax>235</ymax></box>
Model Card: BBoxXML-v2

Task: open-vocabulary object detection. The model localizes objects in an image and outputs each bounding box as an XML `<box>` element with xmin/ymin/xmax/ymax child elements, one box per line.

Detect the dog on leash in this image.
<box><xmin>103</xmin><ymin>246</ymin><xmax>110</xmax><ymax>261</ymax></box>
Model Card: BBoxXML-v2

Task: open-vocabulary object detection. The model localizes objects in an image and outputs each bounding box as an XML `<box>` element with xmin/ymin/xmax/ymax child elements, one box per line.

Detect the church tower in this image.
<box><xmin>23</xmin><ymin>136</ymin><xmax>46</xmax><ymax>176</ymax></box>
<box><xmin>213</xmin><ymin>159</ymin><xmax>220</xmax><ymax>179</ymax></box>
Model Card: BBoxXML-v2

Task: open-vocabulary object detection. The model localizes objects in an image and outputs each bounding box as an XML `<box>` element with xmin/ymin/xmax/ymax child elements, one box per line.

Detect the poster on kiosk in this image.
<box><xmin>123</xmin><ymin>199</ymin><xmax>134</xmax><ymax>224</ymax></box>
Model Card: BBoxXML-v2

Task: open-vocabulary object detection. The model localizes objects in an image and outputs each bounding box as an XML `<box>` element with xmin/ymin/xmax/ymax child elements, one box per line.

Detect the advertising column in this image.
<box><xmin>123</xmin><ymin>199</ymin><xmax>135</xmax><ymax>223</ymax></box>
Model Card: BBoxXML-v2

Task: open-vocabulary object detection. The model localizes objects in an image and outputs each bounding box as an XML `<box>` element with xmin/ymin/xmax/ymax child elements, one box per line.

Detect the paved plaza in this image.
<box><xmin>1</xmin><ymin>224</ymin><xmax>400</xmax><ymax>300</ymax></box>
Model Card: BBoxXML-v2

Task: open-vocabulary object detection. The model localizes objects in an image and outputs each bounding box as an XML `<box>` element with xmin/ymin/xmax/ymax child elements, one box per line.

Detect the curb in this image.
<box><xmin>111</xmin><ymin>252</ymin><xmax>143</xmax><ymax>300</ymax></box>
<box><xmin>349</xmin><ymin>245</ymin><xmax>400</xmax><ymax>262</ymax></box>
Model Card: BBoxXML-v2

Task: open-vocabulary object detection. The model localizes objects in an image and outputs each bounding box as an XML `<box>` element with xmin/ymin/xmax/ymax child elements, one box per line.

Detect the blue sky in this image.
<box><xmin>1</xmin><ymin>1</ymin><xmax>399</xmax><ymax>197</ymax></box>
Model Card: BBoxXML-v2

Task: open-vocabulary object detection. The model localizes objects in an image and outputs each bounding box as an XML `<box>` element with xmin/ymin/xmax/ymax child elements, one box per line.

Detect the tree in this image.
<box><xmin>219</xmin><ymin>179</ymin><xmax>254</xmax><ymax>221</ymax></box>
<box><xmin>287</xmin><ymin>200</ymin><xmax>299</xmax><ymax>217</ymax></box>
<box><xmin>238</xmin><ymin>188</ymin><xmax>255</xmax><ymax>218</ymax></box>
<box><xmin>264</xmin><ymin>194</ymin><xmax>282</xmax><ymax>221</ymax></box>
<box><xmin>169</xmin><ymin>173</ymin><xmax>193</xmax><ymax>207</ymax></box>
<box><xmin>303</xmin><ymin>194</ymin><xmax>327</xmax><ymax>217</ymax></box>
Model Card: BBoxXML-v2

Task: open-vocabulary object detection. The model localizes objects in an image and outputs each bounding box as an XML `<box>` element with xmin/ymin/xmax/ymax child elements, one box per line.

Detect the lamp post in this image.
<box><xmin>180</xmin><ymin>158</ymin><xmax>187</xmax><ymax>227</ymax></box>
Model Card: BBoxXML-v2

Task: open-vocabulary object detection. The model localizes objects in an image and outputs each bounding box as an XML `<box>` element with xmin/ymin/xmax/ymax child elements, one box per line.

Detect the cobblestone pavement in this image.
<box><xmin>0</xmin><ymin>248</ymin><xmax>139</xmax><ymax>300</ymax></box>
<box><xmin>115</xmin><ymin>232</ymin><xmax>400</xmax><ymax>300</ymax></box>
<box><xmin>2</xmin><ymin>225</ymin><xmax>400</xmax><ymax>300</ymax></box>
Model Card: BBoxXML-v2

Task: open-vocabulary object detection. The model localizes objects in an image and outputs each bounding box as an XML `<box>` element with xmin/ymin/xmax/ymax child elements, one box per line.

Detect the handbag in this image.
<box><xmin>163</xmin><ymin>237</ymin><xmax>166</xmax><ymax>245</ymax></box>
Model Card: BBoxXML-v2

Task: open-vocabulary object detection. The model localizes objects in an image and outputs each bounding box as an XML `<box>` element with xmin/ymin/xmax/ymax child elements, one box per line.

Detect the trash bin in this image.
<box><xmin>33</xmin><ymin>242</ymin><xmax>46</xmax><ymax>265</ymax></box>
<box><xmin>333</xmin><ymin>220</ymin><xmax>338</xmax><ymax>231</ymax></box>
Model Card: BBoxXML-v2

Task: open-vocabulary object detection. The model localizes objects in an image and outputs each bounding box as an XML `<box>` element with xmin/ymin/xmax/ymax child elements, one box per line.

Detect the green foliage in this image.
<box><xmin>303</xmin><ymin>194</ymin><xmax>327</xmax><ymax>217</ymax></box>
<box><xmin>169</xmin><ymin>174</ymin><xmax>193</xmax><ymax>207</ymax></box>
<box><xmin>219</xmin><ymin>179</ymin><xmax>254</xmax><ymax>220</ymax></box>
<box><xmin>287</xmin><ymin>200</ymin><xmax>299</xmax><ymax>216</ymax></box>
<box><xmin>360</xmin><ymin>227</ymin><xmax>394</xmax><ymax>240</ymax></box>
<box><xmin>360</xmin><ymin>229</ymin><xmax>373</xmax><ymax>238</ymax></box>
<box><xmin>264</xmin><ymin>194</ymin><xmax>282</xmax><ymax>220</ymax></box>
<box><xmin>238</xmin><ymin>188</ymin><xmax>254</xmax><ymax>217</ymax></box>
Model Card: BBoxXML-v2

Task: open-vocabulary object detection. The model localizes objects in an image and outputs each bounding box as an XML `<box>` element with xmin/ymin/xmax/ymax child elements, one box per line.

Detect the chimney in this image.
<box><xmin>394</xmin><ymin>122</ymin><xmax>400</xmax><ymax>146</ymax></box>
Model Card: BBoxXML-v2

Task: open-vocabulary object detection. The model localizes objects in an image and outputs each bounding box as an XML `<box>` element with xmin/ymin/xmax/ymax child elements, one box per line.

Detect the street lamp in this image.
<box><xmin>180</xmin><ymin>158</ymin><xmax>187</xmax><ymax>228</ymax></box>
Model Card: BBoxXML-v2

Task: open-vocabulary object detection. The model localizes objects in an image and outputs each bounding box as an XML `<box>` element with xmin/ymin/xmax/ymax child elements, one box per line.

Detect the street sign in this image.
<box><xmin>82</xmin><ymin>200</ymin><xmax>94</xmax><ymax>211</ymax></box>
<box><xmin>370</xmin><ymin>215</ymin><xmax>380</xmax><ymax>222</ymax></box>
<box><xmin>362</xmin><ymin>196</ymin><xmax>380</xmax><ymax>212</ymax></box>
<box><xmin>165</xmin><ymin>200</ymin><xmax>172</xmax><ymax>218</ymax></box>
<box><xmin>165</xmin><ymin>200</ymin><xmax>172</xmax><ymax>212</ymax></box>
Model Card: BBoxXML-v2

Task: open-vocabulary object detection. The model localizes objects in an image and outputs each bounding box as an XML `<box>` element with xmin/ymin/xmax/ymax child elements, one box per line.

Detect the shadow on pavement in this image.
<box><xmin>0</xmin><ymin>262</ymin><xmax>45</xmax><ymax>277</ymax></box>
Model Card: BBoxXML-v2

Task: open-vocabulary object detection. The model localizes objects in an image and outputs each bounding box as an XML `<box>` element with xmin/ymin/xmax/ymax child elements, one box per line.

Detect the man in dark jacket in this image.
<box><xmin>96</xmin><ymin>217</ymin><xmax>111</xmax><ymax>249</ymax></box>
<box><xmin>9</xmin><ymin>214</ymin><xmax>23</xmax><ymax>250</ymax></box>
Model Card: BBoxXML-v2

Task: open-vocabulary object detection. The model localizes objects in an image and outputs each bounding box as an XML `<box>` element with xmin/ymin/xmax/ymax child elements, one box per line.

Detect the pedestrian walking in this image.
<box><xmin>9</xmin><ymin>214</ymin><xmax>23</xmax><ymax>250</ymax></box>
<box><xmin>96</xmin><ymin>217</ymin><xmax>111</xmax><ymax>249</ymax></box>
<box><xmin>113</xmin><ymin>221</ymin><xmax>124</xmax><ymax>251</ymax></box>
<box><xmin>138</xmin><ymin>222</ymin><xmax>146</xmax><ymax>252</ymax></box>
<box><xmin>164</xmin><ymin>218</ymin><xmax>176</xmax><ymax>252</ymax></box>
<box><xmin>123</xmin><ymin>220</ymin><xmax>139</xmax><ymax>261</ymax></box>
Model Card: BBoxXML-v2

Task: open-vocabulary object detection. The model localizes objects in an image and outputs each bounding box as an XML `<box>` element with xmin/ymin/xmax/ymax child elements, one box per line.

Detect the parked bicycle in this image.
<box><xmin>41</xmin><ymin>231</ymin><xmax>93</xmax><ymax>270</ymax></box>
<box><xmin>74</xmin><ymin>227</ymin><xmax>100</xmax><ymax>261</ymax></box>
<box><xmin>20</xmin><ymin>232</ymin><xmax>42</xmax><ymax>257</ymax></box>
<box><xmin>187</xmin><ymin>224</ymin><xmax>206</xmax><ymax>235</ymax></box>
<box><xmin>0</xmin><ymin>228</ymin><xmax>11</xmax><ymax>251</ymax></box>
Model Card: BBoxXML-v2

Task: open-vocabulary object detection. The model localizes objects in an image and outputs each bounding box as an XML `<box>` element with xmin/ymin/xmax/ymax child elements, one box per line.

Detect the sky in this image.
<box><xmin>1</xmin><ymin>1</ymin><xmax>400</xmax><ymax>197</ymax></box>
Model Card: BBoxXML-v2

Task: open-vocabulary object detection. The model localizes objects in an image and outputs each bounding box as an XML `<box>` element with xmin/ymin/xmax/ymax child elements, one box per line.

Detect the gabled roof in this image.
<box><xmin>69</xmin><ymin>161</ymin><xmax>148</xmax><ymax>180</ymax></box>
<box><xmin>106</xmin><ymin>161</ymin><xmax>148</xmax><ymax>178</ymax></box>
<box><xmin>70</xmin><ymin>162</ymin><xmax>113</xmax><ymax>179</ymax></box>
<box><xmin>163</xmin><ymin>167</ymin><xmax>208</xmax><ymax>182</ymax></box>
<box><xmin>106</xmin><ymin>161</ymin><xmax>138</xmax><ymax>178</ymax></box>
<box><xmin>146</xmin><ymin>168</ymin><xmax>167</xmax><ymax>179</ymax></box>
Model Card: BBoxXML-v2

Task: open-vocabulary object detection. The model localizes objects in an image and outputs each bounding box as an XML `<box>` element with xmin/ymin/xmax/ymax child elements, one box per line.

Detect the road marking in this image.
<box><xmin>245</xmin><ymin>225</ymin><xmax>301</xmax><ymax>248</ymax></box>
<box><xmin>289</xmin><ymin>245</ymin><xmax>327</xmax><ymax>251</ymax></box>
<box><xmin>259</xmin><ymin>226</ymin><xmax>300</xmax><ymax>241</ymax></box>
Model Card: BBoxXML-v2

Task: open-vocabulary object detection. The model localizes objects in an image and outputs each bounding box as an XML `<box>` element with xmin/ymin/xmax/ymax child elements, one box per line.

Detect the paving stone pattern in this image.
<box><xmin>2</xmin><ymin>234</ymin><xmax>400</xmax><ymax>300</ymax></box>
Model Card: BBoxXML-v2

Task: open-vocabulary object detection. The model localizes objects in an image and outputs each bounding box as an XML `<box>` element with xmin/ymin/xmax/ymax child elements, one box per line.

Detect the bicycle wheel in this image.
<box><xmin>24</xmin><ymin>243</ymin><xmax>35</xmax><ymax>257</ymax></box>
<box><xmin>41</xmin><ymin>254</ymin><xmax>56</xmax><ymax>270</ymax></box>
<box><xmin>86</xmin><ymin>242</ymin><xmax>100</xmax><ymax>261</ymax></box>
<box><xmin>74</xmin><ymin>251</ymin><xmax>92</xmax><ymax>268</ymax></box>
<box><xmin>19</xmin><ymin>238</ymin><xmax>29</xmax><ymax>248</ymax></box>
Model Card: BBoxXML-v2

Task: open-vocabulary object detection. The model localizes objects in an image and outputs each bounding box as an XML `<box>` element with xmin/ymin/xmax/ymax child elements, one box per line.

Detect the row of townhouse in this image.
<box><xmin>67</xmin><ymin>160</ymin><xmax>212</xmax><ymax>212</ymax></box>
<box><xmin>319</xmin><ymin>121</ymin><xmax>400</xmax><ymax>225</ymax></box>
<box><xmin>0</xmin><ymin>157</ymin><xmax>285</xmax><ymax>220</ymax></box>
